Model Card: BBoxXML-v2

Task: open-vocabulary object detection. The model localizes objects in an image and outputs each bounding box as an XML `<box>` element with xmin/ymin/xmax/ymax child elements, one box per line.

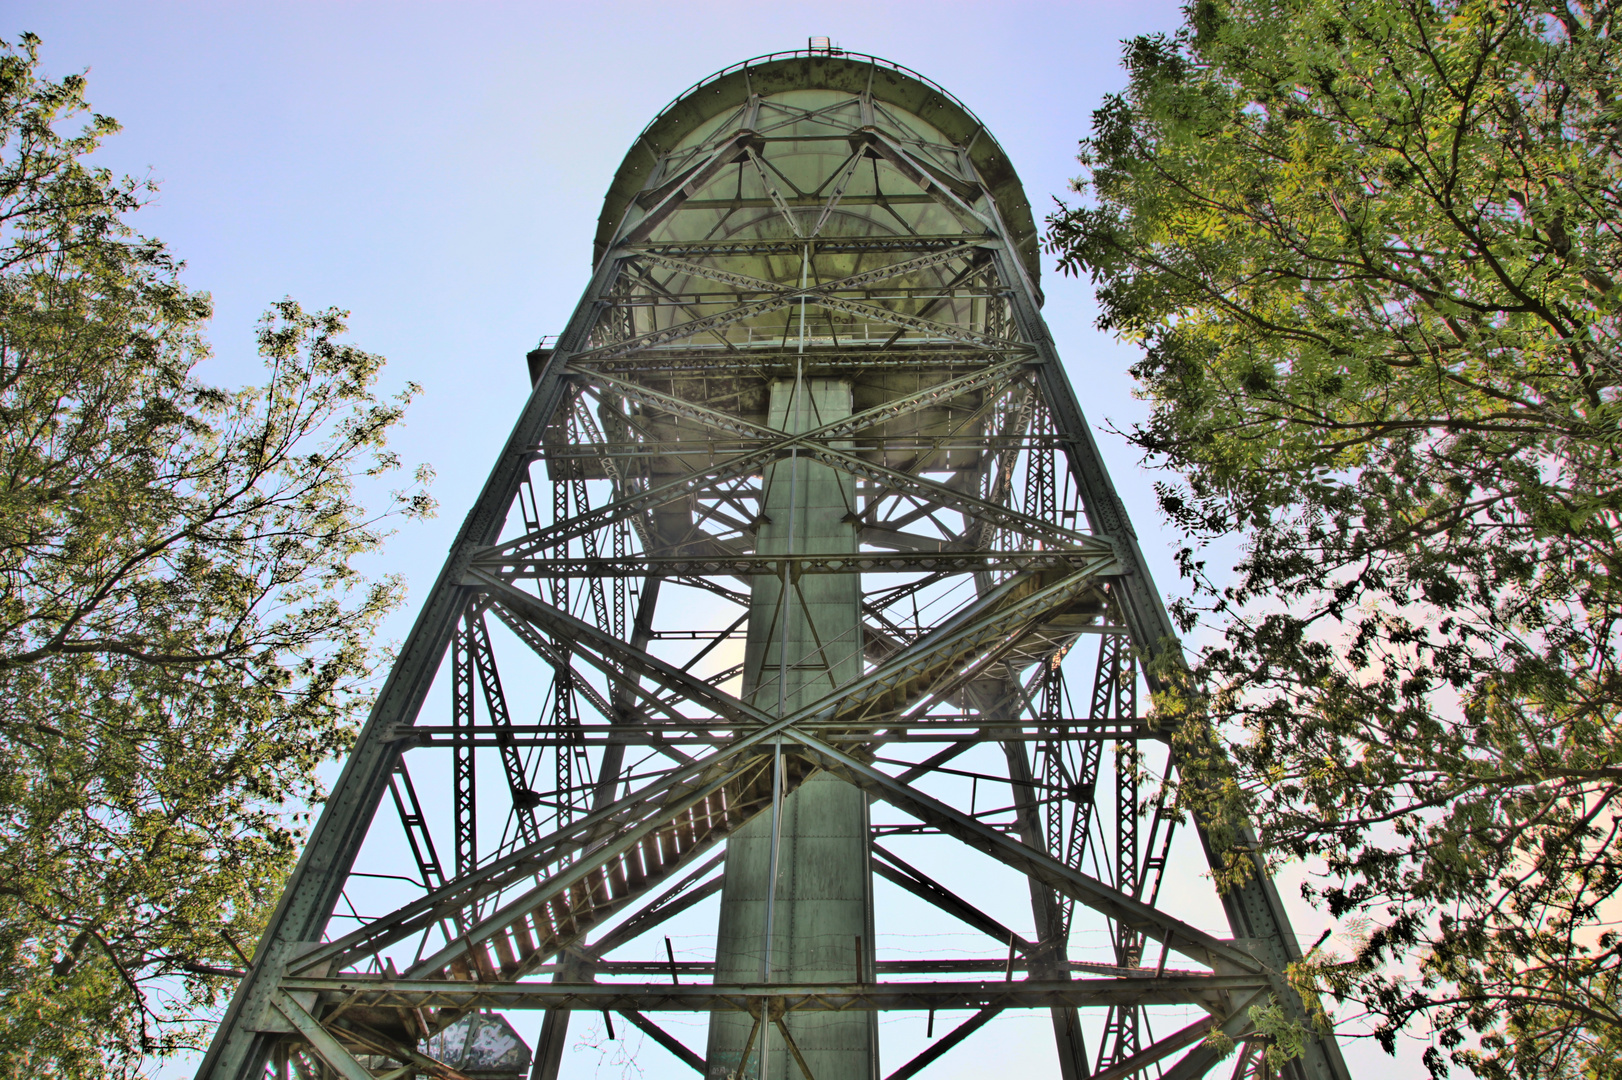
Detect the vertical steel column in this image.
<box><xmin>1114</xmin><ymin>650</ymin><xmax>1140</xmax><ymax>993</ymax></box>
<box><xmin>551</xmin><ymin>464</ymin><xmax>576</xmax><ymax>830</ymax></box>
<box><xmin>1098</xmin><ymin>636</ymin><xmax>1143</xmax><ymax>1068</ymax></box>
<box><xmin>1003</xmin><ymin>735</ymin><xmax>1091</xmax><ymax>1080</ymax></box>
<box><xmin>452</xmin><ymin>611</ymin><xmax>477</xmax><ymax>878</ymax></box>
<box><xmin>709</xmin><ymin>376</ymin><xmax>874</xmax><ymax>1080</ymax></box>
<box><xmin>989</xmin><ymin>232</ymin><xmax>1353</xmax><ymax>1080</ymax></box>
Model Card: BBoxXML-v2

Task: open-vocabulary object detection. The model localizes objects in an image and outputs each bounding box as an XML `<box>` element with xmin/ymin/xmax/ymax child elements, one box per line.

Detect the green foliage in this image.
<box><xmin>1049</xmin><ymin>0</ymin><xmax>1622</xmax><ymax>1075</ymax></box>
<box><xmin>0</xmin><ymin>33</ymin><xmax>433</xmax><ymax>1075</ymax></box>
<box><xmin>1250</xmin><ymin>1000</ymin><xmax>1311</xmax><ymax>1073</ymax></box>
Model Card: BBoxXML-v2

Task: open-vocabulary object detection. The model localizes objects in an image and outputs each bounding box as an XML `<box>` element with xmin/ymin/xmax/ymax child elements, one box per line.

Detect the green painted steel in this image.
<box><xmin>711</xmin><ymin>377</ymin><xmax>876</xmax><ymax>1079</ymax></box>
<box><xmin>193</xmin><ymin>47</ymin><xmax>1351</xmax><ymax>1080</ymax></box>
<box><xmin>593</xmin><ymin>53</ymin><xmax>1042</xmax><ymax>287</ymax></box>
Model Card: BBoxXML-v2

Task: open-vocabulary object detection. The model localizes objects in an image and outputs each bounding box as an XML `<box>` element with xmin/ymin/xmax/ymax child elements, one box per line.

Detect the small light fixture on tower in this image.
<box><xmin>808</xmin><ymin>35</ymin><xmax>835</xmax><ymax>55</ymax></box>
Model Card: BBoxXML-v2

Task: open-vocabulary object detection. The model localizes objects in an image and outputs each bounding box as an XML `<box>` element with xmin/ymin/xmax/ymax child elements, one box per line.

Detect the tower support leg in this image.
<box><xmin>708</xmin><ymin>377</ymin><xmax>876</xmax><ymax>1080</ymax></box>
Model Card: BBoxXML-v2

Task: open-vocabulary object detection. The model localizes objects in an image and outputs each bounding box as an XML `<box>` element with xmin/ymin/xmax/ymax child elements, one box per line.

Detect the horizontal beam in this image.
<box><xmin>538</xmin><ymin>436</ymin><xmax>1058</xmax><ymax>462</ymax></box>
<box><xmin>677</xmin><ymin>193</ymin><xmax>939</xmax><ymax>210</ymax></box>
<box><xmin>624</xmin><ymin>235</ymin><xmax>979</xmax><ymax>257</ymax></box>
<box><xmin>397</xmin><ymin>723</ymin><xmax>1149</xmax><ymax>746</ymax></box>
<box><xmin>531</xmin><ymin>958</ymin><xmax>1201</xmax><ymax>978</ymax></box>
<box><xmin>575</xmin><ymin>347</ymin><xmax>1010</xmax><ymax>373</ymax></box>
<box><xmin>281</xmin><ymin>976</ymin><xmax>1263</xmax><ymax>1014</ymax></box>
<box><xmin>633</xmin><ymin>241</ymin><xmax>982</xmax><ymax>298</ymax></box>
<box><xmin>471</xmin><ymin>551</ymin><xmax>1111</xmax><ymax>579</ymax></box>
<box><xmin>605</xmin><ymin>288</ymin><xmax>1003</xmax><ymax>308</ymax></box>
<box><xmin>571</xmin><ymin>246</ymin><xmax>1025</xmax><ymax>361</ymax></box>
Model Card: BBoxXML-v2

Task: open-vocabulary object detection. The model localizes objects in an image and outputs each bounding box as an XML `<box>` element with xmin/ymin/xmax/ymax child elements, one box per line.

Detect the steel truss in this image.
<box><xmin>200</xmin><ymin>49</ymin><xmax>1350</xmax><ymax>1080</ymax></box>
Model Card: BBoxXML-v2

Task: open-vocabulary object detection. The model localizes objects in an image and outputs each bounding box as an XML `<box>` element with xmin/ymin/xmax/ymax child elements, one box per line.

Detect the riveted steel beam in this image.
<box><xmin>201</xmin><ymin>49</ymin><xmax>1348</xmax><ymax>1080</ymax></box>
<box><xmin>278</xmin><ymin>977</ymin><xmax>1268</xmax><ymax>1014</ymax></box>
<box><xmin>474</xmin><ymin>550</ymin><xmax>1111</xmax><ymax>580</ymax></box>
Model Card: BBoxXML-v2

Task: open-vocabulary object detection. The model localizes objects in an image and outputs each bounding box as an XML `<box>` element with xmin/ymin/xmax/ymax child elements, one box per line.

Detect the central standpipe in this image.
<box><xmin>195</xmin><ymin>49</ymin><xmax>1355</xmax><ymax>1080</ymax></box>
<box><xmin>707</xmin><ymin>376</ymin><xmax>876</xmax><ymax>1080</ymax></box>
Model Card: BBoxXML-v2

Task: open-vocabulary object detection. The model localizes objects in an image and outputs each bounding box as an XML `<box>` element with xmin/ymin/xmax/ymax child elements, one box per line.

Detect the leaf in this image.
<box><xmin>1047</xmin><ymin>2</ymin><xmax>1622</xmax><ymax>1077</ymax></box>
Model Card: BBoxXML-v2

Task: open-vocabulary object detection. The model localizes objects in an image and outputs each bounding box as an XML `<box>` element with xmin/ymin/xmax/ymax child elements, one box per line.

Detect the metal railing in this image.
<box><xmin>634</xmin><ymin>47</ymin><xmax>1005</xmax><ymax>156</ymax></box>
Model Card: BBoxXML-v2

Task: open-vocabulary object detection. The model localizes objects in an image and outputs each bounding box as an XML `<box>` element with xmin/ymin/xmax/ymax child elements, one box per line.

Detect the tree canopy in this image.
<box><xmin>0</xmin><ymin>33</ymin><xmax>432</xmax><ymax>1075</ymax></box>
<box><xmin>1048</xmin><ymin>0</ymin><xmax>1622</xmax><ymax>1075</ymax></box>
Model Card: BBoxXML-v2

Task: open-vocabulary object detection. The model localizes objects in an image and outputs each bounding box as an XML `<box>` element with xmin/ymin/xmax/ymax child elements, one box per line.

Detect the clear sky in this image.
<box><xmin>6</xmin><ymin>0</ymin><xmax>1186</xmax><ymax>596</ymax></box>
<box><xmin>5</xmin><ymin>3</ymin><xmax>1424</xmax><ymax>1076</ymax></box>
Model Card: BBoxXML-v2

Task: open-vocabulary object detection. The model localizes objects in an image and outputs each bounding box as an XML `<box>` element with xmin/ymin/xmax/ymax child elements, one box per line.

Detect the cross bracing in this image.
<box><xmin>198</xmin><ymin>49</ymin><xmax>1351</xmax><ymax>1080</ymax></box>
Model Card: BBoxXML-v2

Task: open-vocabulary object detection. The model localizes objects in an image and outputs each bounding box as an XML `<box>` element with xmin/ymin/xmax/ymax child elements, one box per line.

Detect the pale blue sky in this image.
<box><xmin>8</xmin><ymin>1</ymin><xmax>1184</xmax><ymax>595</ymax></box>
<box><xmin>4</xmin><ymin>3</ymin><xmax>1423</xmax><ymax>1076</ymax></box>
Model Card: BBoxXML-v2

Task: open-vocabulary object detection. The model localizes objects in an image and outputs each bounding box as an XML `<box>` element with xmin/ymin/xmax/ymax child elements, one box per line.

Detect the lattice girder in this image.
<box><xmin>199</xmin><ymin>49</ymin><xmax>1349</xmax><ymax>1080</ymax></box>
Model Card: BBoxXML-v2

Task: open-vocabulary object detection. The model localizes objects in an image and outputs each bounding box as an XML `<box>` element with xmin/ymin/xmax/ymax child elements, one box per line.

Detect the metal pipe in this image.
<box><xmin>761</xmin><ymin>238</ymin><xmax>813</xmax><ymax>1079</ymax></box>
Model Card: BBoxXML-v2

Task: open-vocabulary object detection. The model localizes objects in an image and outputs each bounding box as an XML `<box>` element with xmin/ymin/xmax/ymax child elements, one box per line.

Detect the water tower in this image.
<box><xmin>200</xmin><ymin>45</ymin><xmax>1350</xmax><ymax>1080</ymax></box>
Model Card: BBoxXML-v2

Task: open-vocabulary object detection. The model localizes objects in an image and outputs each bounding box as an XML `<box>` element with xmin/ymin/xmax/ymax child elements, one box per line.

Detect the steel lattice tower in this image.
<box><xmin>199</xmin><ymin>48</ymin><xmax>1352</xmax><ymax>1080</ymax></box>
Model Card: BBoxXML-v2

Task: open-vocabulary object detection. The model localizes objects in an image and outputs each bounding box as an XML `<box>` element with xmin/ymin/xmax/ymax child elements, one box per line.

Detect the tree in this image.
<box><xmin>0</xmin><ymin>34</ymin><xmax>433</xmax><ymax>1075</ymax></box>
<box><xmin>1047</xmin><ymin>1</ymin><xmax>1622</xmax><ymax>1075</ymax></box>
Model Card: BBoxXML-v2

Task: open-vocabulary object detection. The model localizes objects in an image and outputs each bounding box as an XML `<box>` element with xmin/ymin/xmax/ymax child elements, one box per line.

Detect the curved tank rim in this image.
<box><xmin>593</xmin><ymin>48</ymin><xmax>1043</xmax><ymax>290</ymax></box>
<box><xmin>636</xmin><ymin>48</ymin><xmax>990</xmax><ymax>154</ymax></box>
